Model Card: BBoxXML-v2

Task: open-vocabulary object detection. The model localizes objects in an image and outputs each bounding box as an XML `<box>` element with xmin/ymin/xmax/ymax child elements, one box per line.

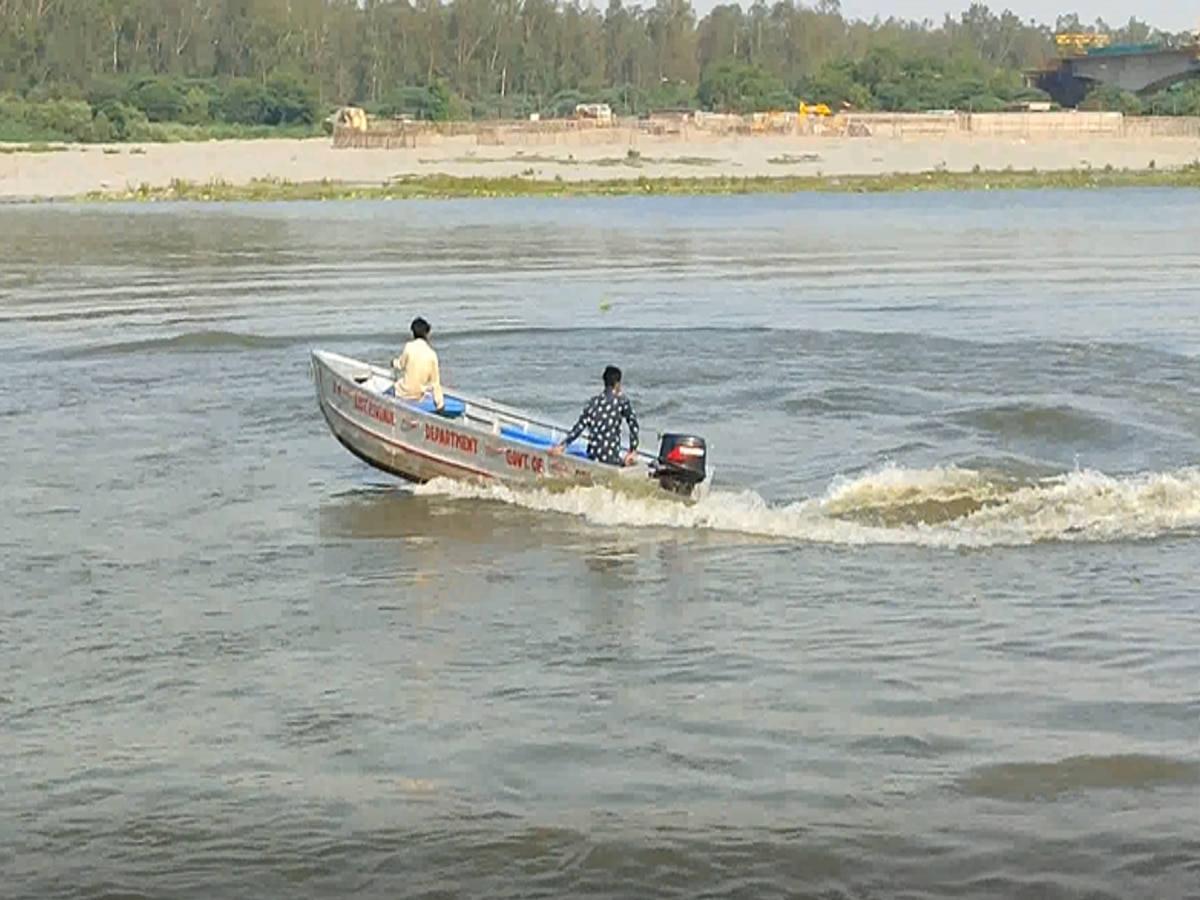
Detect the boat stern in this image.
<box><xmin>649</xmin><ymin>432</ymin><xmax>709</xmax><ymax>496</ymax></box>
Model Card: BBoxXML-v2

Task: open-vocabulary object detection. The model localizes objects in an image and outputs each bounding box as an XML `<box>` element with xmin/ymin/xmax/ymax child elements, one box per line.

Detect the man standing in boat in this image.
<box><xmin>392</xmin><ymin>316</ymin><xmax>445</xmax><ymax>411</ymax></box>
<box><xmin>550</xmin><ymin>365</ymin><xmax>640</xmax><ymax>466</ymax></box>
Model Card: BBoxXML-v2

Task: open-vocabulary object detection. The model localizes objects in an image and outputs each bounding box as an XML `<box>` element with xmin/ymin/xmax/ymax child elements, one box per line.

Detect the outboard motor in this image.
<box><xmin>652</xmin><ymin>433</ymin><xmax>707</xmax><ymax>495</ymax></box>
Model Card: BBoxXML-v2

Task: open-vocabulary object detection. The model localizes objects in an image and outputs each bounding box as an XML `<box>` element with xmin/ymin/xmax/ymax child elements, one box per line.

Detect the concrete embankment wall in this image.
<box><xmin>845</xmin><ymin>112</ymin><xmax>1199</xmax><ymax>139</ymax></box>
<box><xmin>333</xmin><ymin>112</ymin><xmax>1200</xmax><ymax>149</ymax></box>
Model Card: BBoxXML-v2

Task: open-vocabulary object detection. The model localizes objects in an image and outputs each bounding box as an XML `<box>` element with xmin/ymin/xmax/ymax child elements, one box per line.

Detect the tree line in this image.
<box><xmin>1</xmin><ymin>0</ymin><xmax>1198</xmax><ymax>142</ymax></box>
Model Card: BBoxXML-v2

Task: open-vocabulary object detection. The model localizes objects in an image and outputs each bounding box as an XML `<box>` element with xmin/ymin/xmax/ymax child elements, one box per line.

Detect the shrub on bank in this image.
<box><xmin>0</xmin><ymin>96</ymin><xmax>98</xmax><ymax>142</ymax></box>
<box><xmin>0</xmin><ymin>74</ymin><xmax>327</xmax><ymax>144</ymax></box>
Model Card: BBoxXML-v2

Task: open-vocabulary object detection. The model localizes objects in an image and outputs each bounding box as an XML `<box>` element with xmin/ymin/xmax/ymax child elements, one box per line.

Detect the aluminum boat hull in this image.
<box><xmin>311</xmin><ymin>349</ymin><xmax>705</xmax><ymax>498</ymax></box>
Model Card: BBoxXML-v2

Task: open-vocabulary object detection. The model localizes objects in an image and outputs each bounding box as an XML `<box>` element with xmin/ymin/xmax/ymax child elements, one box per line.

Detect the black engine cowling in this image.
<box><xmin>652</xmin><ymin>433</ymin><xmax>707</xmax><ymax>493</ymax></box>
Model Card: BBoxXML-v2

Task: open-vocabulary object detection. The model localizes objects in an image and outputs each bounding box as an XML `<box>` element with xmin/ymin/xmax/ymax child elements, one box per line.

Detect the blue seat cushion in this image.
<box><xmin>381</xmin><ymin>386</ymin><xmax>465</xmax><ymax>418</ymax></box>
<box><xmin>413</xmin><ymin>395</ymin><xmax>466</xmax><ymax>418</ymax></box>
<box><xmin>500</xmin><ymin>425</ymin><xmax>590</xmax><ymax>459</ymax></box>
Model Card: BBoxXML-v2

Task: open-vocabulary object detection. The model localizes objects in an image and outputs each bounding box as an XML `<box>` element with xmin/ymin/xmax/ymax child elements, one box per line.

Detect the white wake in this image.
<box><xmin>412</xmin><ymin>463</ymin><xmax>1200</xmax><ymax>548</ymax></box>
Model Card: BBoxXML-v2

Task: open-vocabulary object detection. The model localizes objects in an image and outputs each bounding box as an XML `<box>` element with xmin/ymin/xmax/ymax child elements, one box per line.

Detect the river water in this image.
<box><xmin>2</xmin><ymin>190</ymin><xmax>1199</xmax><ymax>899</ymax></box>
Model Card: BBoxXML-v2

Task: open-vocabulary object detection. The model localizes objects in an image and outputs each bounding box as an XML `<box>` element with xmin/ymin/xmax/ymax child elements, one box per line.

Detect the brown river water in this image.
<box><xmin>2</xmin><ymin>190</ymin><xmax>1199</xmax><ymax>899</ymax></box>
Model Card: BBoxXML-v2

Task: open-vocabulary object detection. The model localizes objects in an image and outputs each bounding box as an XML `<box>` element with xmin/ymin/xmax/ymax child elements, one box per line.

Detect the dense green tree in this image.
<box><xmin>697</xmin><ymin>57</ymin><xmax>791</xmax><ymax>112</ymax></box>
<box><xmin>0</xmin><ymin>0</ymin><xmax>1192</xmax><ymax>139</ymax></box>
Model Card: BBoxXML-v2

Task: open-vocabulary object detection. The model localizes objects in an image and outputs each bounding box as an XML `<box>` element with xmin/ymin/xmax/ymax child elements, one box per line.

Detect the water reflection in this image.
<box><xmin>316</xmin><ymin>488</ymin><xmax>548</xmax><ymax>548</ymax></box>
<box><xmin>581</xmin><ymin>542</ymin><xmax>641</xmax><ymax>578</ymax></box>
<box><xmin>0</xmin><ymin>206</ymin><xmax>298</xmax><ymax>271</ymax></box>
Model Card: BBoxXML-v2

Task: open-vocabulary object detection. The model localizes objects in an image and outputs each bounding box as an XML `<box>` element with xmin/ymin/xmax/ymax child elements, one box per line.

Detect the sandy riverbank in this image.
<box><xmin>3</xmin><ymin>133</ymin><xmax>1200</xmax><ymax>200</ymax></box>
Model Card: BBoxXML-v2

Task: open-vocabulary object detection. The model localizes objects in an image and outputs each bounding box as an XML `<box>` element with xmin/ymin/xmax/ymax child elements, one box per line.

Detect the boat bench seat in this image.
<box><xmin>500</xmin><ymin>425</ymin><xmax>590</xmax><ymax>460</ymax></box>
<box><xmin>382</xmin><ymin>386</ymin><xmax>466</xmax><ymax>418</ymax></box>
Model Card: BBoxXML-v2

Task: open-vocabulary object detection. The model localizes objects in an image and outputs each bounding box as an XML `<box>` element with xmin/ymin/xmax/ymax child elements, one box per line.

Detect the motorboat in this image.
<box><xmin>311</xmin><ymin>349</ymin><xmax>709</xmax><ymax>498</ymax></box>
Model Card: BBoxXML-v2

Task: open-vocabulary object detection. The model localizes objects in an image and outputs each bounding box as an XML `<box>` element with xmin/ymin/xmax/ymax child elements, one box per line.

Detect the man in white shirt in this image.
<box><xmin>392</xmin><ymin>316</ymin><xmax>445</xmax><ymax>411</ymax></box>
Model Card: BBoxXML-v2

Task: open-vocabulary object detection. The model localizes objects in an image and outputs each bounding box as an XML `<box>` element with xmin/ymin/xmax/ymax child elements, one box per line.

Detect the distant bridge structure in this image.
<box><xmin>1030</xmin><ymin>33</ymin><xmax>1200</xmax><ymax>107</ymax></box>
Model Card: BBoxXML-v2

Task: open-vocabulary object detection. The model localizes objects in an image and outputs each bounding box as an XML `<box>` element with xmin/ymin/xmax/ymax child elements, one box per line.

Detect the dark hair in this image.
<box><xmin>411</xmin><ymin>316</ymin><xmax>431</xmax><ymax>340</ymax></box>
<box><xmin>603</xmin><ymin>365</ymin><xmax>622</xmax><ymax>390</ymax></box>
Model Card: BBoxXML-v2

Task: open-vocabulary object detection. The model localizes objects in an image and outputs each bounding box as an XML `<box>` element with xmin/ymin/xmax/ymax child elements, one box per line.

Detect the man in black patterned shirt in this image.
<box><xmin>550</xmin><ymin>365</ymin><xmax>640</xmax><ymax>467</ymax></box>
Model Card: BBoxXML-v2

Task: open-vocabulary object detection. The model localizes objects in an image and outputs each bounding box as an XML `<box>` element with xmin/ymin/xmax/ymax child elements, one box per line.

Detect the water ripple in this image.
<box><xmin>3</xmin><ymin>194</ymin><xmax>1200</xmax><ymax>900</ymax></box>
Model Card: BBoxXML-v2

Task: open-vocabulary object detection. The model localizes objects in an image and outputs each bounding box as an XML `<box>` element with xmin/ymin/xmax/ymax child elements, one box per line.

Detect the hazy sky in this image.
<box><xmin>688</xmin><ymin>0</ymin><xmax>1198</xmax><ymax>33</ymax></box>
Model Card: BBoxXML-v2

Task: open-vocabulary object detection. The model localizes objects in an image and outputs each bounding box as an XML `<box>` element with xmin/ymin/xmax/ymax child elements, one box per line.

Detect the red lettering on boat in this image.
<box><xmin>350</xmin><ymin>391</ymin><xmax>395</xmax><ymax>426</ymax></box>
<box><xmin>424</xmin><ymin>423</ymin><xmax>479</xmax><ymax>455</ymax></box>
<box><xmin>504</xmin><ymin>449</ymin><xmax>546</xmax><ymax>473</ymax></box>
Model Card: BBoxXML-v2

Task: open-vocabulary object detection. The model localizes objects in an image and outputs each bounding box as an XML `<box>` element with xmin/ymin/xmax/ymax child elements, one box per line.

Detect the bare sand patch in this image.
<box><xmin>2</xmin><ymin>133</ymin><xmax>1199</xmax><ymax>200</ymax></box>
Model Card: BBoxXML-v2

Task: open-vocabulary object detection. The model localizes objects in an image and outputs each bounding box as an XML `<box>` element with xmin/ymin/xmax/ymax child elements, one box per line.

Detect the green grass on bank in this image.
<box><xmin>0</xmin><ymin>107</ymin><xmax>322</xmax><ymax>146</ymax></box>
<box><xmin>49</xmin><ymin>162</ymin><xmax>1200</xmax><ymax>203</ymax></box>
<box><xmin>0</xmin><ymin>121</ymin><xmax>322</xmax><ymax>145</ymax></box>
<box><xmin>0</xmin><ymin>141</ymin><xmax>71</xmax><ymax>154</ymax></box>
